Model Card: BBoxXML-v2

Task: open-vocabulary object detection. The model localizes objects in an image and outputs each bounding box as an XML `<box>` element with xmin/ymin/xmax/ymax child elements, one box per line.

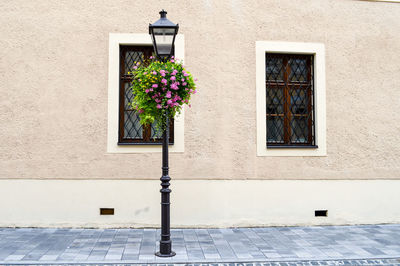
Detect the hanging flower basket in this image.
<box><xmin>129</xmin><ymin>56</ymin><xmax>197</xmax><ymax>133</ymax></box>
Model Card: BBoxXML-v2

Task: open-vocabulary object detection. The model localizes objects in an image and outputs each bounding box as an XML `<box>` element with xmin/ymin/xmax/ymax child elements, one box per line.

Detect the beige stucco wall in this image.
<box><xmin>1</xmin><ymin>0</ymin><xmax>400</xmax><ymax>181</ymax></box>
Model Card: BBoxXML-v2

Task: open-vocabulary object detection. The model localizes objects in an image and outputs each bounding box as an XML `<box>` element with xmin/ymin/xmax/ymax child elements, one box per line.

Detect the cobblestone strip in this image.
<box><xmin>1</xmin><ymin>258</ymin><xmax>400</xmax><ymax>265</ymax></box>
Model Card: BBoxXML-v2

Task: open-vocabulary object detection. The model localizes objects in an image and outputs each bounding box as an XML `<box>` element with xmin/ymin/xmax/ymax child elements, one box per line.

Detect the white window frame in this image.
<box><xmin>107</xmin><ymin>33</ymin><xmax>185</xmax><ymax>153</ymax></box>
<box><xmin>256</xmin><ymin>41</ymin><xmax>326</xmax><ymax>156</ymax></box>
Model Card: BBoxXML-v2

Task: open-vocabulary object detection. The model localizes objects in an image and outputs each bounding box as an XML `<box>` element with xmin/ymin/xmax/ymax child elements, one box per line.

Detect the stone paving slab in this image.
<box><xmin>0</xmin><ymin>259</ymin><xmax>400</xmax><ymax>265</ymax></box>
<box><xmin>0</xmin><ymin>225</ymin><xmax>399</xmax><ymax>265</ymax></box>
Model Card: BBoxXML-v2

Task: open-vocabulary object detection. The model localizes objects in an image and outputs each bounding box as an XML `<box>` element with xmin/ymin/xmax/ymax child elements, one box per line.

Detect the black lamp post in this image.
<box><xmin>149</xmin><ymin>10</ymin><xmax>179</xmax><ymax>258</ymax></box>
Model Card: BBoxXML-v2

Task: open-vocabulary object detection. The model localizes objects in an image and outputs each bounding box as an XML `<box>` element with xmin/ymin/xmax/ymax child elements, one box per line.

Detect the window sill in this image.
<box><xmin>267</xmin><ymin>145</ymin><xmax>318</xmax><ymax>149</ymax></box>
<box><xmin>118</xmin><ymin>142</ymin><xmax>174</xmax><ymax>146</ymax></box>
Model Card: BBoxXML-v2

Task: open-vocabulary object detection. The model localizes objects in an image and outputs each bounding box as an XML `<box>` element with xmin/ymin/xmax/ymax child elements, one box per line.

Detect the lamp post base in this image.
<box><xmin>155</xmin><ymin>251</ymin><xmax>176</xmax><ymax>257</ymax></box>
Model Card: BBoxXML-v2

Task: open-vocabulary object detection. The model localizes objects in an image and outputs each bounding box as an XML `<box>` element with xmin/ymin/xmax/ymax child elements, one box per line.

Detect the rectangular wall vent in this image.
<box><xmin>315</xmin><ymin>210</ymin><xmax>328</xmax><ymax>217</ymax></box>
<box><xmin>100</xmin><ymin>208</ymin><xmax>114</xmax><ymax>215</ymax></box>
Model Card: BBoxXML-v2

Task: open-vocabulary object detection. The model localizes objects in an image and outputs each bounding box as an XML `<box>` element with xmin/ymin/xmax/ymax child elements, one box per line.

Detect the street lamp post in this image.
<box><xmin>149</xmin><ymin>10</ymin><xmax>179</xmax><ymax>257</ymax></box>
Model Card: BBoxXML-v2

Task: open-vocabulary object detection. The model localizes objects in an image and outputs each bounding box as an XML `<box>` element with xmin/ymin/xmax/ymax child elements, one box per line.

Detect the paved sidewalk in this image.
<box><xmin>0</xmin><ymin>224</ymin><xmax>399</xmax><ymax>265</ymax></box>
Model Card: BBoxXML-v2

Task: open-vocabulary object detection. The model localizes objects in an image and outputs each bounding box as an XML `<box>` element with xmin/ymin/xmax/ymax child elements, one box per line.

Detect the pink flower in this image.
<box><xmin>182</xmin><ymin>82</ymin><xmax>187</xmax><ymax>86</ymax></box>
<box><xmin>133</xmin><ymin>66</ymin><xmax>137</xmax><ymax>70</ymax></box>
<box><xmin>161</xmin><ymin>72</ymin><xmax>166</xmax><ymax>77</ymax></box>
<box><xmin>156</xmin><ymin>104</ymin><xmax>162</xmax><ymax>109</ymax></box>
<box><xmin>166</xmin><ymin>91</ymin><xmax>172</xmax><ymax>98</ymax></box>
<box><xmin>152</xmin><ymin>84</ymin><xmax>158</xmax><ymax>88</ymax></box>
<box><xmin>150</xmin><ymin>56</ymin><xmax>154</xmax><ymax>59</ymax></box>
<box><xmin>149</xmin><ymin>88</ymin><xmax>153</xmax><ymax>92</ymax></box>
<box><xmin>170</xmin><ymin>59</ymin><xmax>175</xmax><ymax>63</ymax></box>
<box><xmin>171</xmin><ymin>56</ymin><xmax>175</xmax><ymax>59</ymax></box>
<box><xmin>184</xmin><ymin>73</ymin><xmax>189</xmax><ymax>77</ymax></box>
<box><xmin>170</xmin><ymin>76</ymin><xmax>176</xmax><ymax>81</ymax></box>
<box><xmin>145</xmin><ymin>89</ymin><xmax>149</xmax><ymax>93</ymax></box>
<box><xmin>152</xmin><ymin>71</ymin><xmax>157</xmax><ymax>75</ymax></box>
<box><xmin>161</xmin><ymin>78</ymin><xmax>167</xmax><ymax>84</ymax></box>
<box><xmin>143</xmin><ymin>72</ymin><xmax>147</xmax><ymax>75</ymax></box>
<box><xmin>194</xmin><ymin>78</ymin><xmax>198</xmax><ymax>81</ymax></box>
<box><xmin>138</xmin><ymin>109</ymin><xmax>144</xmax><ymax>113</ymax></box>
<box><xmin>181</xmin><ymin>78</ymin><xmax>185</xmax><ymax>82</ymax></box>
<box><xmin>170</xmin><ymin>83</ymin><xmax>178</xmax><ymax>90</ymax></box>
<box><xmin>167</xmin><ymin>99</ymin><xmax>172</xmax><ymax>105</ymax></box>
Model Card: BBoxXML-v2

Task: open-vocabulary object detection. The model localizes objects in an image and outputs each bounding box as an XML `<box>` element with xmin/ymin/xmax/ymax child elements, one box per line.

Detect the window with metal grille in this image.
<box><xmin>119</xmin><ymin>45</ymin><xmax>174</xmax><ymax>145</ymax></box>
<box><xmin>265</xmin><ymin>53</ymin><xmax>315</xmax><ymax>147</ymax></box>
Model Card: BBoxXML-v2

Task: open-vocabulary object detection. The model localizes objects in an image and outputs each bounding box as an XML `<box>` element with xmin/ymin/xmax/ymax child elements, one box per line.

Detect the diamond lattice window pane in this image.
<box><xmin>267</xmin><ymin>116</ymin><xmax>284</xmax><ymax>143</ymax></box>
<box><xmin>291</xmin><ymin>116</ymin><xmax>309</xmax><ymax>143</ymax></box>
<box><xmin>124</xmin><ymin>82</ymin><xmax>134</xmax><ymax>109</ymax></box>
<box><xmin>124</xmin><ymin>111</ymin><xmax>143</xmax><ymax>139</ymax></box>
<box><xmin>290</xmin><ymin>89</ymin><xmax>308</xmax><ymax>115</ymax></box>
<box><xmin>266</xmin><ymin>57</ymin><xmax>284</xmax><ymax>81</ymax></box>
<box><xmin>266</xmin><ymin>88</ymin><xmax>284</xmax><ymax>114</ymax></box>
<box><xmin>124</xmin><ymin>51</ymin><xmax>144</xmax><ymax>74</ymax></box>
<box><xmin>289</xmin><ymin>58</ymin><xmax>308</xmax><ymax>82</ymax></box>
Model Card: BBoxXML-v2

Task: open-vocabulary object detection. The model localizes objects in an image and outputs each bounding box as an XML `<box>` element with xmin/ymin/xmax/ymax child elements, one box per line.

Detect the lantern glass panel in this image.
<box><xmin>153</xmin><ymin>28</ymin><xmax>175</xmax><ymax>57</ymax></box>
